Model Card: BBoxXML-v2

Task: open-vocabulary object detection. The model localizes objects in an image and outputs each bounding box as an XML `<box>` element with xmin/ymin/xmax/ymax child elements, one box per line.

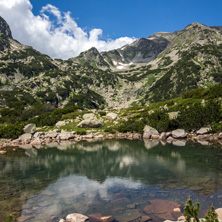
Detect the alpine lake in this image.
<box><xmin>1</xmin><ymin>139</ymin><xmax>222</xmax><ymax>222</ymax></box>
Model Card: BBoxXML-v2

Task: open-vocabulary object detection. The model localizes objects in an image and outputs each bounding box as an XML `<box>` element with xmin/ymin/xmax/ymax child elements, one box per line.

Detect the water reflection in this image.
<box><xmin>1</xmin><ymin>140</ymin><xmax>222</xmax><ymax>221</ymax></box>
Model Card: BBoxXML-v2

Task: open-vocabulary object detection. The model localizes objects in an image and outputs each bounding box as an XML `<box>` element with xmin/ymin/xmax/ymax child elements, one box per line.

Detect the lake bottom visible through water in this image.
<box><xmin>1</xmin><ymin>139</ymin><xmax>222</xmax><ymax>221</ymax></box>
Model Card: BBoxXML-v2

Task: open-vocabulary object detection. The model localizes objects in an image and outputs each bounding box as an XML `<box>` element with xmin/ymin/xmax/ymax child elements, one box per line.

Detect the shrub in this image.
<box><xmin>0</xmin><ymin>123</ymin><xmax>24</xmax><ymax>139</ymax></box>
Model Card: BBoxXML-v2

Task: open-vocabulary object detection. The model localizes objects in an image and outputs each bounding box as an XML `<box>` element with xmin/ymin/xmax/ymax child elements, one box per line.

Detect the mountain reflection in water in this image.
<box><xmin>1</xmin><ymin>139</ymin><xmax>222</xmax><ymax>221</ymax></box>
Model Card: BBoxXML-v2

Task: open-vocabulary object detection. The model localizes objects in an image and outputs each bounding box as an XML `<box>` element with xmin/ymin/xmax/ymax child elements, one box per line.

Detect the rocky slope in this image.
<box><xmin>1</xmin><ymin>17</ymin><xmax>222</xmax><ymax>109</ymax></box>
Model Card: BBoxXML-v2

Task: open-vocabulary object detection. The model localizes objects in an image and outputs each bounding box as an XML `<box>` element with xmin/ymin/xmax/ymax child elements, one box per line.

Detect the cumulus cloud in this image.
<box><xmin>0</xmin><ymin>0</ymin><xmax>136</xmax><ymax>59</ymax></box>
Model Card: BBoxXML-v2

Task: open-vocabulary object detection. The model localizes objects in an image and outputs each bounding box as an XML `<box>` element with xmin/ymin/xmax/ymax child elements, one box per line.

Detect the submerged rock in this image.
<box><xmin>66</xmin><ymin>213</ymin><xmax>89</xmax><ymax>222</ymax></box>
<box><xmin>143</xmin><ymin>199</ymin><xmax>182</xmax><ymax>221</ymax></box>
<box><xmin>88</xmin><ymin>214</ymin><xmax>116</xmax><ymax>222</ymax></box>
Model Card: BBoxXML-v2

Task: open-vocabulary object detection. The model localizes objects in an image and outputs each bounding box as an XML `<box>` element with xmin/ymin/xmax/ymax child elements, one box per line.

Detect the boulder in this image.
<box><xmin>168</xmin><ymin>112</ymin><xmax>180</xmax><ymax>120</ymax></box>
<box><xmin>172</xmin><ymin>129</ymin><xmax>187</xmax><ymax>139</ymax></box>
<box><xmin>23</xmin><ymin>123</ymin><xmax>36</xmax><ymax>134</ymax></box>
<box><xmin>18</xmin><ymin>133</ymin><xmax>32</xmax><ymax>144</ymax></box>
<box><xmin>57</xmin><ymin>132</ymin><xmax>75</xmax><ymax>140</ymax></box>
<box><xmin>106</xmin><ymin>113</ymin><xmax>118</xmax><ymax>120</ymax></box>
<box><xmin>66</xmin><ymin>213</ymin><xmax>89</xmax><ymax>222</ymax></box>
<box><xmin>88</xmin><ymin>214</ymin><xmax>116</xmax><ymax>222</ymax></box>
<box><xmin>78</xmin><ymin>113</ymin><xmax>103</xmax><ymax>128</ymax></box>
<box><xmin>216</xmin><ymin>208</ymin><xmax>222</xmax><ymax>220</ymax></box>
<box><xmin>56</xmin><ymin>121</ymin><xmax>67</xmax><ymax>128</ymax></box>
<box><xmin>160</xmin><ymin>132</ymin><xmax>167</xmax><ymax>140</ymax></box>
<box><xmin>143</xmin><ymin>125</ymin><xmax>159</xmax><ymax>139</ymax></box>
<box><xmin>0</xmin><ymin>150</ymin><xmax>6</xmax><ymax>155</ymax></box>
<box><xmin>196</xmin><ymin>127</ymin><xmax>211</xmax><ymax>135</ymax></box>
<box><xmin>143</xmin><ymin>199</ymin><xmax>182</xmax><ymax>221</ymax></box>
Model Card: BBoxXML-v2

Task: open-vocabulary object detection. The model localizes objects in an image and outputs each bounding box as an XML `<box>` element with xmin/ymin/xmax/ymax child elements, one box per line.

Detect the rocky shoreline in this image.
<box><xmin>1</xmin><ymin>124</ymin><xmax>222</xmax><ymax>151</ymax></box>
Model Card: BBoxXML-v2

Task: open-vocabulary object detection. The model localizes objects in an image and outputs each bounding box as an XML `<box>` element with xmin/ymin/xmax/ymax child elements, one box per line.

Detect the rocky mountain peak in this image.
<box><xmin>0</xmin><ymin>16</ymin><xmax>12</xmax><ymax>39</ymax></box>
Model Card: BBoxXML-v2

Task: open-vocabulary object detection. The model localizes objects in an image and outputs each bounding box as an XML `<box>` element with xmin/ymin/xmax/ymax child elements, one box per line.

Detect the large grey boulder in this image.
<box><xmin>172</xmin><ymin>129</ymin><xmax>187</xmax><ymax>139</ymax></box>
<box><xmin>196</xmin><ymin>127</ymin><xmax>211</xmax><ymax>135</ymax></box>
<box><xmin>18</xmin><ymin>133</ymin><xmax>32</xmax><ymax>144</ymax></box>
<box><xmin>106</xmin><ymin>113</ymin><xmax>118</xmax><ymax>120</ymax></box>
<box><xmin>143</xmin><ymin>125</ymin><xmax>159</xmax><ymax>139</ymax></box>
<box><xmin>24</xmin><ymin>123</ymin><xmax>36</xmax><ymax>134</ymax></box>
<box><xmin>78</xmin><ymin>113</ymin><xmax>103</xmax><ymax>128</ymax></box>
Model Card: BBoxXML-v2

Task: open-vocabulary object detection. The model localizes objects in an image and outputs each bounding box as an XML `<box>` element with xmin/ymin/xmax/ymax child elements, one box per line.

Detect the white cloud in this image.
<box><xmin>0</xmin><ymin>0</ymin><xmax>136</xmax><ymax>59</ymax></box>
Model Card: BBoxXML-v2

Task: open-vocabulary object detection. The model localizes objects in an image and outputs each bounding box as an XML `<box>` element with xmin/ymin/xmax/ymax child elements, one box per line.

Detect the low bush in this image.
<box><xmin>0</xmin><ymin>123</ymin><xmax>24</xmax><ymax>139</ymax></box>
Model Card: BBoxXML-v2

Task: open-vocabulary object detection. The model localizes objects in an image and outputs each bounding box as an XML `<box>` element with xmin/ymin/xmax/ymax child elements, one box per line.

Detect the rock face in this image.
<box><xmin>0</xmin><ymin>16</ymin><xmax>12</xmax><ymax>38</ymax></box>
<box><xmin>105</xmin><ymin>113</ymin><xmax>118</xmax><ymax>120</ymax></box>
<box><xmin>172</xmin><ymin>129</ymin><xmax>187</xmax><ymax>139</ymax></box>
<box><xmin>66</xmin><ymin>213</ymin><xmax>89</xmax><ymax>222</ymax></box>
<box><xmin>143</xmin><ymin>125</ymin><xmax>159</xmax><ymax>139</ymax></box>
<box><xmin>78</xmin><ymin>113</ymin><xmax>103</xmax><ymax>128</ymax></box>
<box><xmin>23</xmin><ymin>124</ymin><xmax>36</xmax><ymax>134</ymax></box>
<box><xmin>143</xmin><ymin>199</ymin><xmax>182</xmax><ymax>221</ymax></box>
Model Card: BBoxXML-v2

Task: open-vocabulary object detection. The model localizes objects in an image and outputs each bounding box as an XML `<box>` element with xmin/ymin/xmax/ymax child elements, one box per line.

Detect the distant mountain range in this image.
<box><xmin>0</xmin><ymin>16</ymin><xmax>222</xmax><ymax>109</ymax></box>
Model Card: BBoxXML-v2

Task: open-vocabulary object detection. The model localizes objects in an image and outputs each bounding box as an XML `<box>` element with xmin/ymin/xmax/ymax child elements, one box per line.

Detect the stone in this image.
<box><xmin>106</xmin><ymin>113</ymin><xmax>118</xmax><ymax>120</ymax></box>
<box><xmin>168</xmin><ymin>112</ymin><xmax>180</xmax><ymax>120</ymax></box>
<box><xmin>30</xmin><ymin>138</ymin><xmax>42</xmax><ymax>145</ymax></box>
<box><xmin>78</xmin><ymin>113</ymin><xmax>103</xmax><ymax>128</ymax></box>
<box><xmin>24</xmin><ymin>123</ymin><xmax>36</xmax><ymax>134</ymax></box>
<box><xmin>141</xmin><ymin>215</ymin><xmax>152</xmax><ymax>222</ymax></box>
<box><xmin>127</xmin><ymin>203</ymin><xmax>136</xmax><ymax>209</ymax></box>
<box><xmin>196</xmin><ymin>127</ymin><xmax>211</xmax><ymax>135</ymax></box>
<box><xmin>172</xmin><ymin>129</ymin><xmax>187</xmax><ymax>139</ymax></box>
<box><xmin>151</xmin><ymin>134</ymin><xmax>160</xmax><ymax>139</ymax></box>
<box><xmin>0</xmin><ymin>150</ymin><xmax>6</xmax><ymax>154</ymax></box>
<box><xmin>143</xmin><ymin>125</ymin><xmax>159</xmax><ymax>139</ymax></box>
<box><xmin>160</xmin><ymin>132</ymin><xmax>167</xmax><ymax>140</ymax></box>
<box><xmin>143</xmin><ymin>199</ymin><xmax>182</xmax><ymax>221</ymax></box>
<box><xmin>173</xmin><ymin>207</ymin><xmax>182</xmax><ymax>213</ymax></box>
<box><xmin>56</xmin><ymin>121</ymin><xmax>67</xmax><ymax>128</ymax></box>
<box><xmin>57</xmin><ymin>132</ymin><xmax>75</xmax><ymax>140</ymax></box>
<box><xmin>18</xmin><ymin>133</ymin><xmax>32</xmax><ymax>144</ymax></box>
<box><xmin>59</xmin><ymin>219</ymin><xmax>65</xmax><ymax>222</ymax></box>
<box><xmin>178</xmin><ymin>215</ymin><xmax>186</xmax><ymax>221</ymax></box>
<box><xmin>216</xmin><ymin>208</ymin><xmax>222</xmax><ymax>220</ymax></box>
<box><xmin>88</xmin><ymin>214</ymin><xmax>116</xmax><ymax>222</ymax></box>
<box><xmin>66</xmin><ymin>213</ymin><xmax>89</xmax><ymax>222</ymax></box>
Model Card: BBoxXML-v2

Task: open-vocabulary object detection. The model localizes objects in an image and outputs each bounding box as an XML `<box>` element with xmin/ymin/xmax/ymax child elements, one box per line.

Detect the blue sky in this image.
<box><xmin>0</xmin><ymin>0</ymin><xmax>221</xmax><ymax>59</ymax></box>
<box><xmin>31</xmin><ymin>0</ymin><xmax>222</xmax><ymax>39</ymax></box>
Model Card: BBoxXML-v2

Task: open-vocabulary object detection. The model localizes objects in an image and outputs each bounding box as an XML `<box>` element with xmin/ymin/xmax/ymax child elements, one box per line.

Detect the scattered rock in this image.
<box><xmin>143</xmin><ymin>125</ymin><xmax>159</xmax><ymax>139</ymax></box>
<box><xmin>143</xmin><ymin>199</ymin><xmax>182</xmax><ymax>221</ymax></box>
<box><xmin>216</xmin><ymin>208</ymin><xmax>222</xmax><ymax>220</ymax></box>
<box><xmin>141</xmin><ymin>215</ymin><xmax>152</xmax><ymax>222</ymax></box>
<box><xmin>172</xmin><ymin>129</ymin><xmax>187</xmax><ymax>139</ymax></box>
<box><xmin>196</xmin><ymin>127</ymin><xmax>211</xmax><ymax>135</ymax></box>
<box><xmin>160</xmin><ymin>132</ymin><xmax>167</xmax><ymax>140</ymax></box>
<box><xmin>127</xmin><ymin>203</ymin><xmax>136</xmax><ymax>209</ymax></box>
<box><xmin>56</xmin><ymin>121</ymin><xmax>67</xmax><ymax>128</ymax></box>
<box><xmin>106</xmin><ymin>113</ymin><xmax>118</xmax><ymax>120</ymax></box>
<box><xmin>24</xmin><ymin>123</ymin><xmax>36</xmax><ymax>134</ymax></box>
<box><xmin>78</xmin><ymin>113</ymin><xmax>103</xmax><ymax>128</ymax></box>
<box><xmin>59</xmin><ymin>219</ymin><xmax>65</xmax><ymax>222</ymax></box>
<box><xmin>168</xmin><ymin>112</ymin><xmax>180</xmax><ymax>120</ymax></box>
<box><xmin>66</xmin><ymin>213</ymin><xmax>89</xmax><ymax>222</ymax></box>
<box><xmin>177</xmin><ymin>215</ymin><xmax>186</xmax><ymax>221</ymax></box>
<box><xmin>88</xmin><ymin>214</ymin><xmax>116</xmax><ymax>222</ymax></box>
<box><xmin>18</xmin><ymin>133</ymin><xmax>32</xmax><ymax>144</ymax></box>
<box><xmin>0</xmin><ymin>150</ymin><xmax>6</xmax><ymax>154</ymax></box>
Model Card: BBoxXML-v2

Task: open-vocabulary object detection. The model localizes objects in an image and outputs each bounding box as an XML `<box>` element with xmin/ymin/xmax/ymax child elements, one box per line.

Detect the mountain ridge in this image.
<box><xmin>1</xmin><ymin>17</ymin><xmax>222</xmax><ymax>110</ymax></box>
